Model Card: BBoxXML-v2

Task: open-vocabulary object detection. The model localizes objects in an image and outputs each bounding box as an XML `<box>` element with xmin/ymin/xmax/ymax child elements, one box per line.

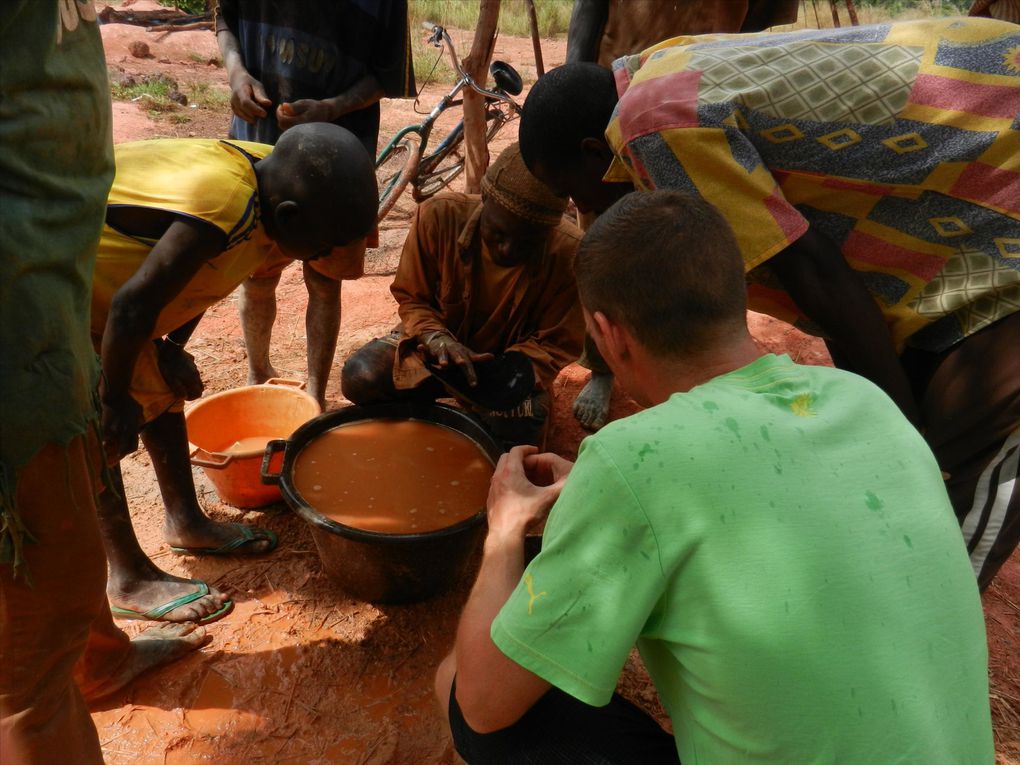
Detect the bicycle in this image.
<box><xmin>374</xmin><ymin>22</ymin><xmax>524</xmax><ymax>223</ymax></box>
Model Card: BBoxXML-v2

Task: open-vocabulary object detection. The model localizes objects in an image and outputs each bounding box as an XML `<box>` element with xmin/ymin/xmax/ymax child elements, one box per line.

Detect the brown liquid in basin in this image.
<box><xmin>292</xmin><ymin>419</ymin><xmax>493</xmax><ymax>534</ymax></box>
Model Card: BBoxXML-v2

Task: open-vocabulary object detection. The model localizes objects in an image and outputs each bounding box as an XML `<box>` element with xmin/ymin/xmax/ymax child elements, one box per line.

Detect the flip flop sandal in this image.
<box><xmin>426</xmin><ymin>350</ymin><xmax>535</xmax><ymax>412</ymax></box>
<box><xmin>110</xmin><ymin>580</ymin><xmax>235</xmax><ymax>625</ymax></box>
<box><xmin>170</xmin><ymin>524</ymin><xmax>278</xmax><ymax>556</ymax></box>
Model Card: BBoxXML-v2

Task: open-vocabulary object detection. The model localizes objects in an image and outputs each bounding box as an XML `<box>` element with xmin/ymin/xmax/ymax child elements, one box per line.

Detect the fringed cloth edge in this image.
<box><xmin>0</xmin><ymin>394</ymin><xmax>116</xmax><ymax>584</ymax></box>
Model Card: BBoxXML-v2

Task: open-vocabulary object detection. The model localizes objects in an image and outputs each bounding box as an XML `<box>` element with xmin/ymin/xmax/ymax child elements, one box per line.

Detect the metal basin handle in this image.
<box><xmin>260</xmin><ymin>439</ymin><xmax>288</xmax><ymax>485</ymax></box>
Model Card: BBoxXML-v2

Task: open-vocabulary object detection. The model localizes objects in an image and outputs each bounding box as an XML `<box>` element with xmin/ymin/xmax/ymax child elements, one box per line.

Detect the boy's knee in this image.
<box><xmin>244</xmin><ymin>272</ymin><xmax>282</xmax><ymax>296</ymax></box>
<box><xmin>340</xmin><ymin>347</ymin><xmax>389</xmax><ymax>404</ymax></box>
<box><xmin>434</xmin><ymin>654</ymin><xmax>457</xmax><ymax>721</ymax></box>
<box><xmin>302</xmin><ymin>264</ymin><xmax>340</xmax><ymax>300</ymax></box>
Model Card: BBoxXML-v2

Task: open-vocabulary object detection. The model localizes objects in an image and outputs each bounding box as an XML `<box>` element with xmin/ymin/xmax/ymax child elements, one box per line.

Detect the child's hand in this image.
<box><xmin>277</xmin><ymin>100</ymin><xmax>333</xmax><ymax>130</ymax></box>
<box><xmin>156</xmin><ymin>340</ymin><xmax>204</xmax><ymax>401</ymax></box>
<box><xmin>100</xmin><ymin>393</ymin><xmax>142</xmax><ymax>466</ymax></box>
<box><xmin>228</xmin><ymin>70</ymin><xmax>271</xmax><ymax>123</ymax></box>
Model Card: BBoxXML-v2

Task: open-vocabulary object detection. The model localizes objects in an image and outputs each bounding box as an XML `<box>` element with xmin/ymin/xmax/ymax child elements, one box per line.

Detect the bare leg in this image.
<box><xmin>141</xmin><ymin>410</ymin><xmax>276</xmax><ymax>554</ymax></box>
<box><xmin>1</xmin><ymin>435</ymin><xmax>208</xmax><ymax>763</ymax></box>
<box><xmin>98</xmin><ymin>464</ymin><xmax>231</xmax><ymax>622</ymax></box>
<box><xmin>303</xmin><ymin>262</ymin><xmax>341</xmax><ymax>409</ymax></box>
<box><xmin>434</xmin><ymin>652</ymin><xmax>457</xmax><ymax>724</ymax></box>
<box><xmin>573</xmin><ymin>371</ymin><xmax>614</xmax><ymax>432</ymax></box>
<box><xmin>574</xmin><ymin>334</ymin><xmax>614</xmax><ymax>431</ymax></box>
<box><xmin>239</xmin><ymin>272</ymin><xmax>282</xmax><ymax>385</ymax></box>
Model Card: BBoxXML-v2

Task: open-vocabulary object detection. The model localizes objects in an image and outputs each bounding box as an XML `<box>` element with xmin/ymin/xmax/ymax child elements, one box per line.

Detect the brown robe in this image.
<box><xmin>390</xmin><ymin>192</ymin><xmax>584</xmax><ymax>392</ymax></box>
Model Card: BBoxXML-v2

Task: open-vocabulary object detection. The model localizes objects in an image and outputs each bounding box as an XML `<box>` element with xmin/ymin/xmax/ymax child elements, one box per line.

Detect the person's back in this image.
<box><xmin>93</xmin><ymin>138</ymin><xmax>274</xmax><ymax>340</ymax></box>
<box><xmin>550</xmin><ymin>354</ymin><xmax>991</xmax><ymax>761</ymax></box>
<box><xmin>446</xmin><ymin>191</ymin><xmax>993</xmax><ymax>765</ymax></box>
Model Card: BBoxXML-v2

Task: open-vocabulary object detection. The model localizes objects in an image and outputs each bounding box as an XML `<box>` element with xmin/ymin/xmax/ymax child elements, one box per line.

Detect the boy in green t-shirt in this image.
<box><xmin>435</xmin><ymin>191</ymin><xmax>993</xmax><ymax>763</ymax></box>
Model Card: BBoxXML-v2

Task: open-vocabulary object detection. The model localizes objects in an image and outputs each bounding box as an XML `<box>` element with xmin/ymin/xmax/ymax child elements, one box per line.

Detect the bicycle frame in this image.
<box><xmin>375</xmin><ymin>23</ymin><xmax>521</xmax><ymax>211</ymax></box>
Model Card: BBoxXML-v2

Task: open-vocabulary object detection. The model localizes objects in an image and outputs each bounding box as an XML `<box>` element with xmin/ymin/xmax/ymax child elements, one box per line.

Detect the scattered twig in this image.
<box><xmin>317</xmin><ymin>607</ymin><xmax>337</xmax><ymax>631</ymax></box>
<box><xmin>100</xmin><ymin>730</ymin><xmax>127</xmax><ymax>747</ymax></box>
<box><xmin>999</xmin><ymin>594</ymin><xmax>1020</xmax><ymax>615</ymax></box>
<box><xmin>149</xmin><ymin>21</ymin><xmax>214</xmax><ymax>38</ymax></box>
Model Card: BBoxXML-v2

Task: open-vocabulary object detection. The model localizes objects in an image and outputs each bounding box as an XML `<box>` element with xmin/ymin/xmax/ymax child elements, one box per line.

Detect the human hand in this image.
<box><xmin>100</xmin><ymin>393</ymin><xmax>143</xmax><ymax>466</ymax></box>
<box><xmin>420</xmin><ymin>332</ymin><xmax>494</xmax><ymax>387</ymax></box>
<box><xmin>523</xmin><ymin>452</ymin><xmax>574</xmax><ymax>487</ymax></box>
<box><xmin>228</xmin><ymin>70</ymin><xmax>271</xmax><ymax>123</ymax></box>
<box><xmin>156</xmin><ymin>340</ymin><xmax>204</xmax><ymax>401</ymax></box>
<box><xmin>277</xmin><ymin>99</ymin><xmax>334</xmax><ymax>130</ymax></box>
<box><xmin>486</xmin><ymin>446</ymin><xmax>568</xmax><ymax>539</ymax></box>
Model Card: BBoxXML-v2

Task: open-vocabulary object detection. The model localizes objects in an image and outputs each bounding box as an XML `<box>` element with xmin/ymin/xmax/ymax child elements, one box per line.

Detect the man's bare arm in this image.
<box><xmin>217</xmin><ymin>28</ymin><xmax>272</xmax><ymax>123</ymax></box>
<box><xmin>767</xmin><ymin>225</ymin><xmax>921</xmax><ymax>425</ymax></box>
<box><xmin>452</xmin><ymin>447</ymin><xmax>569</xmax><ymax>733</ymax></box>
<box><xmin>100</xmin><ymin>217</ymin><xmax>226</xmax><ymax>462</ymax></box>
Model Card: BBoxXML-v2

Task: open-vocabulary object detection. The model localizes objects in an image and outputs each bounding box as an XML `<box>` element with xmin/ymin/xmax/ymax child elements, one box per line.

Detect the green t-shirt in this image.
<box><xmin>491</xmin><ymin>354</ymin><xmax>992</xmax><ymax>764</ymax></box>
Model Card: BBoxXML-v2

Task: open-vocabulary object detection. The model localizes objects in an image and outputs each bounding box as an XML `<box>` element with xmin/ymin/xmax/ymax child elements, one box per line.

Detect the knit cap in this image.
<box><xmin>481</xmin><ymin>142</ymin><xmax>567</xmax><ymax>226</ymax></box>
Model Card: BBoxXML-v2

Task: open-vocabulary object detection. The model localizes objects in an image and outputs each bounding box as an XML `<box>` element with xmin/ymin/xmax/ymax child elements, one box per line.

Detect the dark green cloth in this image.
<box><xmin>0</xmin><ymin>1</ymin><xmax>114</xmax><ymax>572</ymax></box>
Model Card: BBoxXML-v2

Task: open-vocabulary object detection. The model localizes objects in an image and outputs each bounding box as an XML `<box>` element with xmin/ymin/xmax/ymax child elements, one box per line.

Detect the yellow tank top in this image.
<box><xmin>92</xmin><ymin>139</ymin><xmax>275</xmax><ymax>338</ymax></box>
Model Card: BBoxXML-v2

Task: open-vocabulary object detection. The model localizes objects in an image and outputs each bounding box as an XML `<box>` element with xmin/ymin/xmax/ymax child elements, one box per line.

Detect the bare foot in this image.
<box><xmin>166</xmin><ymin>520</ymin><xmax>277</xmax><ymax>556</ymax></box>
<box><xmin>573</xmin><ymin>372</ymin><xmax>614</xmax><ymax>431</ymax></box>
<box><xmin>247</xmin><ymin>364</ymin><xmax>279</xmax><ymax>386</ymax></box>
<box><xmin>82</xmin><ymin>622</ymin><xmax>209</xmax><ymax>703</ymax></box>
<box><xmin>109</xmin><ymin>575</ymin><xmax>232</xmax><ymax>624</ymax></box>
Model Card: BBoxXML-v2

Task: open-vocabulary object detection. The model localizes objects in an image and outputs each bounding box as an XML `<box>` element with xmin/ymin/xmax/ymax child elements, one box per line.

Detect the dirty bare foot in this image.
<box><xmin>573</xmin><ymin>372</ymin><xmax>614</xmax><ymax>431</ymax></box>
<box><xmin>166</xmin><ymin>519</ymin><xmax>277</xmax><ymax>556</ymax></box>
<box><xmin>247</xmin><ymin>363</ymin><xmax>279</xmax><ymax>385</ymax></box>
<box><xmin>109</xmin><ymin>574</ymin><xmax>232</xmax><ymax>624</ymax></box>
<box><xmin>83</xmin><ymin>622</ymin><xmax>210</xmax><ymax>703</ymax></box>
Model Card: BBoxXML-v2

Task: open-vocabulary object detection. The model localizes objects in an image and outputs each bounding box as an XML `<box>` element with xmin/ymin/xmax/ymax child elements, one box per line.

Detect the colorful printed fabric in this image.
<box><xmin>605</xmin><ymin>18</ymin><xmax>1020</xmax><ymax>352</ymax></box>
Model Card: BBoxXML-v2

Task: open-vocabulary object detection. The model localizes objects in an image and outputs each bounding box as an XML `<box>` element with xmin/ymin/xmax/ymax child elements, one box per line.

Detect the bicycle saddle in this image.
<box><xmin>490</xmin><ymin>60</ymin><xmax>523</xmax><ymax>96</ymax></box>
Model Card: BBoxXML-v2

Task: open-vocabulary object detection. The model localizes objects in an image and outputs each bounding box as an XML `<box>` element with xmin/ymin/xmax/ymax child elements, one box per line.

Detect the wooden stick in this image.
<box><xmin>844</xmin><ymin>0</ymin><xmax>860</xmax><ymax>25</ymax></box>
<box><xmin>462</xmin><ymin>1</ymin><xmax>501</xmax><ymax>194</ymax></box>
<box><xmin>526</xmin><ymin>0</ymin><xmax>545</xmax><ymax>77</ymax></box>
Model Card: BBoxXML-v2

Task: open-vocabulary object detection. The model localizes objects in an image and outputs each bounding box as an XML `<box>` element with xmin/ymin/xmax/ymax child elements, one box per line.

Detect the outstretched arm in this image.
<box><xmin>452</xmin><ymin>447</ymin><xmax>572</xmax><ymax>733</ymax></box>
<box><xmin>768</xmin><ymin>225</ymin><xmax>920</xmax><ymax>426</ymax></box>
<box><xmin>100</xmin><ymin>217</ymin><xmax>226</xmax><ymax>463</ymax></box>
<box><xmin>217</xmin><ymin>26</ymin><xmax>272</xmax><ymax>124</ymax></box>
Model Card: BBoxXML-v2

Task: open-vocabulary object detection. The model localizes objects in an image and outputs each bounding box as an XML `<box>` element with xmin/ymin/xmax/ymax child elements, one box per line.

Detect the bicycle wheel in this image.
<box><xmin>412</xmin><ymin>108</ymin><xmax>510</xmax><ymax>203</ymax></box>
<box><xmin>376</xmin><ymin>133</ymin><xmax>421</xmax><ymax>223</ymax></box>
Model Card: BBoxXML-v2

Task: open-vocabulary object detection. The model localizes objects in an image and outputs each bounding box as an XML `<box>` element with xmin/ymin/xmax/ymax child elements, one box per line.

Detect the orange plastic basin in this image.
<box><xmin>185</xmin><ymin>382</ymin><xmax>321</xmax><ymax>508</ymax></box>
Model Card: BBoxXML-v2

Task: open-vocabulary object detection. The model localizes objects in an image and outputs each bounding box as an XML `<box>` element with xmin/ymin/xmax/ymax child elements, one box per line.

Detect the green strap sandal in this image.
<box><xmin>110</xmin><ymin>580</ymin><xmax>234</xmax><ymax>625</ymax></box>
<box><xmin>169</xmin><ymin>523</ymin><xmax>278</xmax><ymax>556</ymax></box>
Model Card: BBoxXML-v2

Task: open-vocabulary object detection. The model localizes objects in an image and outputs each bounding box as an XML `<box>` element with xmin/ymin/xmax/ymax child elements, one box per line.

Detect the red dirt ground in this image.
<box><xmin>92</xmin><ymin>7</ymin><xmax>1018</xmax><ymax>764</ymax></box>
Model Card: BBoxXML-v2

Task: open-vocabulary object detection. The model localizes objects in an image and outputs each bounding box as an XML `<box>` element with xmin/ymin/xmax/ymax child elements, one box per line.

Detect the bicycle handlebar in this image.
<box><xmin>420</xmin><ymin>21</ymin><xmax>521</xmax><ymax>111</ymax></box>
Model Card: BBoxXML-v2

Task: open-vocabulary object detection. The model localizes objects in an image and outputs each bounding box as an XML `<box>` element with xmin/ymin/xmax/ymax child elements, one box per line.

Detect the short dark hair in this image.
<box><xmin>575</xmin><ymin>191</ymin><xmax>747</xmax><ymax>357</ymax></box>
<box><xmin>519</xmin><ymin>63</ymin><xmax>618</xmax><ymax>173</ymax></box>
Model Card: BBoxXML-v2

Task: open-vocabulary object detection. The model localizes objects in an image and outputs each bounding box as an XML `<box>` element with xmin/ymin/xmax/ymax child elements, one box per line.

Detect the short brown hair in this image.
<box><xmin>575</xmin><ymin>191</ymin><xmax>747</xmax><ymax>357</ymax></box>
